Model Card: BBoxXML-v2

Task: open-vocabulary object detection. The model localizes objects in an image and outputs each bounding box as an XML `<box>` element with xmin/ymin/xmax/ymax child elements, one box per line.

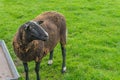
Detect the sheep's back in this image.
<box><xmin>33</xmin><ymin>11</ymin><xmax>66</xmax><ymax>28</ymax></box>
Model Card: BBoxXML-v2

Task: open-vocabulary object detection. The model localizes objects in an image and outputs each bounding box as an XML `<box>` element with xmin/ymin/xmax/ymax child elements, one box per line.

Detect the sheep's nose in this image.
<box><xmin>45</xmin><ymin>35</ymin><xmax>48</xmax><ymax>37</ymax></box>
<box><xmin>44</xmin><ymin>35</ymin><xmax>49</xmax><ymax>39</ymax></box>
<box><xmin>45</xmin><ymin>32</ymin><xmax>48</xmax><ymax>37</ymax></box>
<box><xmin>45</xmin><ymin>32</ymin><xmax>49</xmax><ymax>37</ymax></box>
<box><xmin>44</xmin><ymin>32</ymin><xmax>49</xmax><ymax>40</ymax></box>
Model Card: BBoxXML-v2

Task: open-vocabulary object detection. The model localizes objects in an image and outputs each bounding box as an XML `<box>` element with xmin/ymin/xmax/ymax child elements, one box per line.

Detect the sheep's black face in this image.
<box><xmin>24</xmin><ymin>21</ymin><xmax>49</xmax><ymax>41</ymax></box>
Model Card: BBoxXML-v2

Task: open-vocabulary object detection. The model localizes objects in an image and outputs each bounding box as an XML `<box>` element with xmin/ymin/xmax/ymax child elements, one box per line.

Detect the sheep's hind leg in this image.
<box><xmin>48</xmin><ymin>50</ymin><xmax>54</xmax><ymax>65</ymax></box>
<box><xmin>60</xmin><ymin>24</ymin><xmax>67</xmax><ymax>73</ymax></box>
<box><xmin>23</xmin><ymin>62</ymin><xmax>29</xmax><ymax>80</ymax></box>
<box><xmin>35</xmin><ymin>62</ymin><xmax>40</xmax><ymax>80</ymax></box>
<box><xmin>61</xmin><ymin>44</ymin><xmax>66</xmax><ymax>73</ymax></box>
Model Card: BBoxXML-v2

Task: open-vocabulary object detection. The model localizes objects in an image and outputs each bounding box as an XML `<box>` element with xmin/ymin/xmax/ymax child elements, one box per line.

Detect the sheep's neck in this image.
<box><xmin>19</xmin><ymin>32</ymin><xmax>31</xmax><ymax>45</ymax></box>
<box><xmin>18</xmin><ymin>38</ymin><xmax>33</xmax><ymax>53</ymax></box>
<box><xmin>19</xmin><ymin>34</ymin><xmax>30</xmax><ymax>47</ymax></box>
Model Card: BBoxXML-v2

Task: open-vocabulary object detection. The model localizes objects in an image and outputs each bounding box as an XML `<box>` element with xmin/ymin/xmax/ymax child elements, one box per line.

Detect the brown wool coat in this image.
<box><xmin>13</xmin><ymin>11</ymin><xmax>66</xmax><ymax>62</ymax></box>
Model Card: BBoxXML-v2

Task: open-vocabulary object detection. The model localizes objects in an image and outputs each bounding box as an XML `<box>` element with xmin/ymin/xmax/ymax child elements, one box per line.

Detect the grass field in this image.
<box><xmin>0</xmin><ymin>0</ymin><xmax>120</xmax><ymax>80</ymax></box>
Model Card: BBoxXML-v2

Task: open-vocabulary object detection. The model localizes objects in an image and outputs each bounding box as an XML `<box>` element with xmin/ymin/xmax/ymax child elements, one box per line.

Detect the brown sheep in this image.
<box><xmin>13</xmin><ymin>11</ymin><xmax>67</xmax><ymax>80</ymax></box>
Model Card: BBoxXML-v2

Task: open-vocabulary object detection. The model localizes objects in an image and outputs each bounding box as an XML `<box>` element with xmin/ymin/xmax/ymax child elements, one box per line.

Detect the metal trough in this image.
<box><xmin>0</xmin><ymin>40</ymin><xmax>20</xmax><ymax>80</ymax></box>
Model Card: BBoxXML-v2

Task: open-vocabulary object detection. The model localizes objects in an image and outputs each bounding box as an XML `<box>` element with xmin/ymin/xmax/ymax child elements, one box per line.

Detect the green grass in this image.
<box><xmin>0</xmin><ymin>0</ymin><xmax>120</xmax><ymax>80</ymax></box>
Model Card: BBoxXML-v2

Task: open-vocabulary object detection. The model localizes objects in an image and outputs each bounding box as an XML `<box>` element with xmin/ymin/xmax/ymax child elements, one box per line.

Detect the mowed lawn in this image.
<box><xmin>0</xmin><ymin>0</ymin><xmax>120</xmax><ymax>80</ymax></box>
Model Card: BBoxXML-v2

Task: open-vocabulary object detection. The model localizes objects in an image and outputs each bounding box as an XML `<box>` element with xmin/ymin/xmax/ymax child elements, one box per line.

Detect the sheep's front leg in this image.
<box><xmin>35</xmin><ymin>62</ymin><xmax>40</xmax><ymax>80</ymax></box>
<box><xmin>23</xmin><ymin>62</ymin><xmax>29</xmax><ymax>80</ymax></box>
<box><xmin>48</xmin><ymin>50</ymin><xmax>54</xmax><ymax>65</ymax></box>
<box><xmin>61</xmin><ymin>45</ymin><xmax>66</xmax><ymax>73</ymax></box>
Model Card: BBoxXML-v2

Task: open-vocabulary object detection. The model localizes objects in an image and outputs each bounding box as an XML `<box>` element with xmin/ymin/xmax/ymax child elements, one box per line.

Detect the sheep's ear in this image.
<box><xmin>25</xmin><ymin>24</ymin><xmax>30</xmax><ymax>30</ymax></box>
<box><xmin>37</xmin><ymin>21</ymin><xmax>44</xmax><ymax>25</ymax></box>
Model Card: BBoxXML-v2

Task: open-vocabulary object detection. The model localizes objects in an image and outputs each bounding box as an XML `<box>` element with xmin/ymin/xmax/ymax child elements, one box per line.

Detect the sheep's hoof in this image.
<box><xmin>61</xmin><ymin>67</ymin><xmax>66</xmax><ymax>73</ymax></box>
<box><xmin>48</xmin><ymin>60</ymin><xmax>53</xmax><ymax>65</ymax></box>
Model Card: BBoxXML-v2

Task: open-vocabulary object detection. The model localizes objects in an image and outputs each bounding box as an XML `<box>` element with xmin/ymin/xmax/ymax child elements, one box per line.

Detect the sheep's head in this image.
<box><xmin>22</xmin><ymin>21</ymin><xmax>49</xmax><ymax>41</ymax></box>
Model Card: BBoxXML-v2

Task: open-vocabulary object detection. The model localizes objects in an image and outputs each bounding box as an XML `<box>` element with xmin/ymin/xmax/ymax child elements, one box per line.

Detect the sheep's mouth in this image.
<box><xmin>41</xmin><ymin>36</ymin><xmax>49</xmax><ymax>41</ymax></box>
